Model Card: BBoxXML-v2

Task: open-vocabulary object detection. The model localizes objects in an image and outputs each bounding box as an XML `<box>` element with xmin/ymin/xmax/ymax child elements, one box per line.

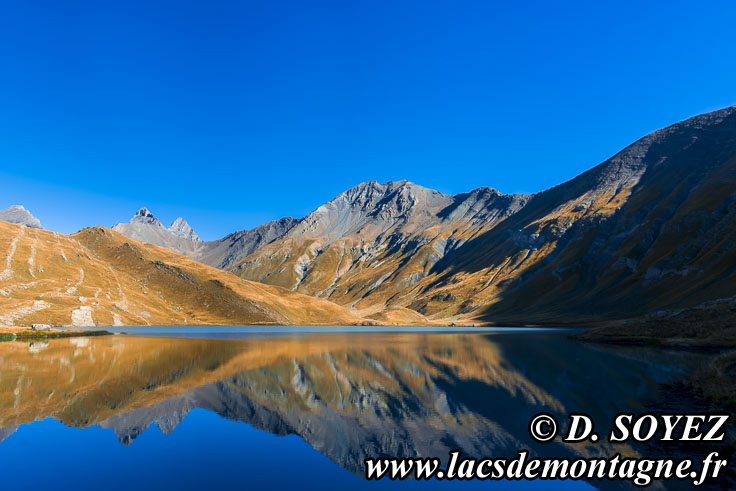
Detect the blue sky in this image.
<box><xmin>1</xmin><ymin>0</ymin><xmax>735</xmax><ymax>240</ymax></box>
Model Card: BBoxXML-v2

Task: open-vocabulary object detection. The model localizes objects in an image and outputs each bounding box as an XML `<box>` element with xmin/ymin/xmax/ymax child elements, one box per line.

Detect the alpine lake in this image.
<box><xmin>0</xmin><ymin>326</ymin><xmax>728</xmax><ymax>490</ymax></box>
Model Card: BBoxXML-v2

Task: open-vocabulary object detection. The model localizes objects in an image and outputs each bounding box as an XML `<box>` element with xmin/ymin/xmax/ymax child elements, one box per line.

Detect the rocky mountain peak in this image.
<box><xmin>468</xmin><ymin>187</ymin><xmax>503</xmax><ymax>197</ymax></box>
<box><xmin>335</xmin><ymin>180</ymin><xmax>444</xmax><ymax>209</ymax></box>
<box><xmin>337</xmin><ymin>180</ymin><xmax>383</xmax><ymax>204</ymax></box>
<box><xmin>287</xmin><ymin>180</ymin><xmax>456</xmax><ymax>243</ymax></box>
<box><xmin>130</xmin><ymin>207</ymin><xmax>163</xmax><ymax>227</ymax></box>
<box><xmin>0</xmin><ymin>205</ymin><xmax>43</xmax><ymax>229</ymax></box>
<box><xmin>168</xmin><ymin>217</ymin><xmax>201</xmax><ymax>242</ymax></box>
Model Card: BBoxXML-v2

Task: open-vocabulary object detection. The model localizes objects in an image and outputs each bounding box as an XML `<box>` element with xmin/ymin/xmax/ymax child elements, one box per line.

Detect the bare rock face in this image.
<box><xmin>168</xmin><ymin>217</ymin><xmax>201</xmax><ymax>242</ymax></box>
<box><xmin>203</xmin><ymin>217</ymin><xmax>299</xmax><ymax>269</ymax></box>
<box><xmin>0</xmin><ymin>205</ymin><xmax>43</xmax><ymax>229</ymax></box>
<box><xmin>290</xmin><ymin>180</ymin><xmax>454</xmax><ymax>240</ymax></box>
<box><xmin>113</xmin><ymin>207</ymin><xmax>202</xmax><ymax>256</ymax></box>
<box><xmin>129</xmin><ymin>206</ymin><xmax>163</xmax><ymax>227</ymax></box>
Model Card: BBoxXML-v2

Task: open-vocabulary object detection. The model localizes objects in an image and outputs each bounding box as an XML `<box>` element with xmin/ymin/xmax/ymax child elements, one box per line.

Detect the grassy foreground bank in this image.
<box><xmin>574</xmin><ymin>298</ymin><xmax>736</xmax><ymax>416</ymax></box>
<box><xmin>0</xmin><ymin>326</ymin><xmax>111</xmax><ymax>341</ymax></box>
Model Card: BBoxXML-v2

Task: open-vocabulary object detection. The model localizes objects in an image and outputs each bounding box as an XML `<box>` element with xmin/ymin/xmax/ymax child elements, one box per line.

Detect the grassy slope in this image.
<box><xmin>0</xmin><ymin>221</ymin><xmax>362</xmax><ymax>327</ymax></box>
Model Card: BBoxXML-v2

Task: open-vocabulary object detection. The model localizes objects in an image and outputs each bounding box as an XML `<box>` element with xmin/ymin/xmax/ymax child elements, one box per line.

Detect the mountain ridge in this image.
<box><xmin>225</xmin><ymin>104</ymin><xmax>736</xmax><ymax>323</ymax></box>
<box><xmin>112</xmin><ymin>207</ymin><xmax>300</xmax><ymax>270</ymax></box>
<box><xmin>4</xmin><ymin>104</ymin><xmax>736</xmax><ymax>326</ymax></box>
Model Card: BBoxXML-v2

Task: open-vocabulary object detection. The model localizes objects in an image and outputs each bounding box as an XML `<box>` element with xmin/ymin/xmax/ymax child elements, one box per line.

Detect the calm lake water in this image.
<box><xmin>0</xmin><ymin>328</ymin><xmax>716</xmax><ymax>490</ymax></box>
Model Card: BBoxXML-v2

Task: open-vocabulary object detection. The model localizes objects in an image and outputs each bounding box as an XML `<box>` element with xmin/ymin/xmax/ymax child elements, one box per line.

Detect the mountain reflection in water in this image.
<box><xmin>0</xmin><ymin>331</ymin><xmax>715</xmax><ymax>489</ymax></box>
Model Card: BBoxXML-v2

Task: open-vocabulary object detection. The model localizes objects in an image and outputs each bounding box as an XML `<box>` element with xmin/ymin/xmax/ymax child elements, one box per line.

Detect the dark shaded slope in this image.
<box><xmin>419</xmin><ymin>106</ymin><xmax>736</xmax><ymax>323</ymax></box>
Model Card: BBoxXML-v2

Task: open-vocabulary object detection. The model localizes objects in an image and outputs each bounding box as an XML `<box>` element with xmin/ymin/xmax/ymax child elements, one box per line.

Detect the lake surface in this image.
<box><xmin>0</xmin><ymin>328</ymin><xmax>715</xmax><ymax>490</ymax></box>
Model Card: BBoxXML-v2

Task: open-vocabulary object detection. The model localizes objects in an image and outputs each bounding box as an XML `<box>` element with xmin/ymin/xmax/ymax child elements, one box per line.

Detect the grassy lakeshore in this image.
<box><xmin>573</xmin><ymin>299</ymin><xmax>736</xmax><ymax>415</ymax></box>
<box><xmin>0</xmin><ymin>325</ymin><xmax>111</xmax><ymax>341</ymax></box>
<box><xmin>572</xmin><ymin>295</ymin><xmax>736</xmax><ymax>347</ymax></box>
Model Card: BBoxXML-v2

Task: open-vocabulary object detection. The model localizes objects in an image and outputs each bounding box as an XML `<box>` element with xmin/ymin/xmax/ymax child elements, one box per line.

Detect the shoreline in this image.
<box><xmin>3</xmin><ymin>320</ymin><xmax>732</xmax><ymax>414</ymax></box>
<box><xmin>572</xmin><ymin>324</ymin><xmax>736</xmax><ymax>417</ymax></box>
<box><xmin>0</xmin><ymin>326</ymin><xmax>112</xmax><ymax>341</ymax></box>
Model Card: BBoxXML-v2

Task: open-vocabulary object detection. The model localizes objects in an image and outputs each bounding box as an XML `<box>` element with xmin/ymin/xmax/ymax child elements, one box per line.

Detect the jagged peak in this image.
<box><xmin>130</xmin><ymin>206</ymin><xmax>163</xmax><ymax>227</ymax></box>
<box><xmin>0</xmin><ymin>204</ymin><xmax>43</xmax><ymax>229</ymax></box>
<box><xmin>134</xmin><ymin>206</ymin><xmax>152</xmax><ymax>217</ymax></box>
<box><xmin>466</xmin><ymin>186</ymin><xmax>503</xmax><ymax>197</ymax></box>
<box><xmin>169</xmin><ymin>217</ymin><xmax>189</xmax><ymax>228</ymax></box>
<box><xmin>168</xmin><ymin>217</ymin><xmax>201</xmax><ymax>242</ymax></box>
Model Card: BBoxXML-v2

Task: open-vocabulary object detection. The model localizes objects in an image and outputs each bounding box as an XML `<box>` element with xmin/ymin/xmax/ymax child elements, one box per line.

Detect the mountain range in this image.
<box><xmin>113</xmin><ymin>105</ymin><xmax>736</xmax><ymax>324</ymax></box>
<box><xmin>2</xmin><ymin>105</ymin><xmax>736</xmax><ymax>326</ymax></box>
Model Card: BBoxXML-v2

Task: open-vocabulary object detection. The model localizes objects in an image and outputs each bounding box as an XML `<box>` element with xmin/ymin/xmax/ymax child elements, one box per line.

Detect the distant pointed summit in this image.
<box><xmin>168</xmin><ymin>218</ymin><xmax>201</xmax><ymax>242</ymax></box>
<box><xmin>113</xmin><ymin>207</ymin><xmax>202</xmax><ymax>247</ymax></box>
<box><xmin>130</xmin><ymin>206</ymin><xmax>163</xmax><ymax>227</ymax></box>
<box><xmin>0</xmin><ymin>205</ymin><xmax>43</xmax><ymax>229</ymax></box>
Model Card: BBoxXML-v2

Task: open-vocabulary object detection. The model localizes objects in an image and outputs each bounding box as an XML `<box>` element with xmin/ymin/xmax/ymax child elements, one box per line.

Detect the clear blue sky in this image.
<box><xmin>1</xmin><ymin>0</ymin><xmax>734</xmax><ymax>240</ymax></box>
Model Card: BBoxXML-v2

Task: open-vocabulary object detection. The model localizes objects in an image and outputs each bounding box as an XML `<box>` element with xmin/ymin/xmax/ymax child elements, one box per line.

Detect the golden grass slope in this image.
<box><xmin>0</xmin><ymin>220</ymin><xmax>362</xmax><ymax>327</ymax></box>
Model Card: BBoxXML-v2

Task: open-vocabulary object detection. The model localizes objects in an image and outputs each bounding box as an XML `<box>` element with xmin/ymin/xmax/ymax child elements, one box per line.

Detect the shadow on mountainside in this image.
<box><xmin>421</xmin><ymin>107</ymin><xmax>736</xmax><ymax>324</ymax></box>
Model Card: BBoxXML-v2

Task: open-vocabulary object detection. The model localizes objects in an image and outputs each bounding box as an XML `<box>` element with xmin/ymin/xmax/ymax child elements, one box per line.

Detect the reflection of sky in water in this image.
<box><xmin>0</xmin><ymin>331</ymin><xmax>709</xmax><ymax>490</ymax></box>
<box><xmin>1</xmin><ymin>411</ymin><xmax>585</xmax><ymax>490</ymax></box>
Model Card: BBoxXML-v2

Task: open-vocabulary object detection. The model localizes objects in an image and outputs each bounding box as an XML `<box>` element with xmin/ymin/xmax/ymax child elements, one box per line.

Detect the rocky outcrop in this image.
<box><xmin>0</xmin><ymin>205</ymin><xmax>42</xmax><ymax>229</ymax></box>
